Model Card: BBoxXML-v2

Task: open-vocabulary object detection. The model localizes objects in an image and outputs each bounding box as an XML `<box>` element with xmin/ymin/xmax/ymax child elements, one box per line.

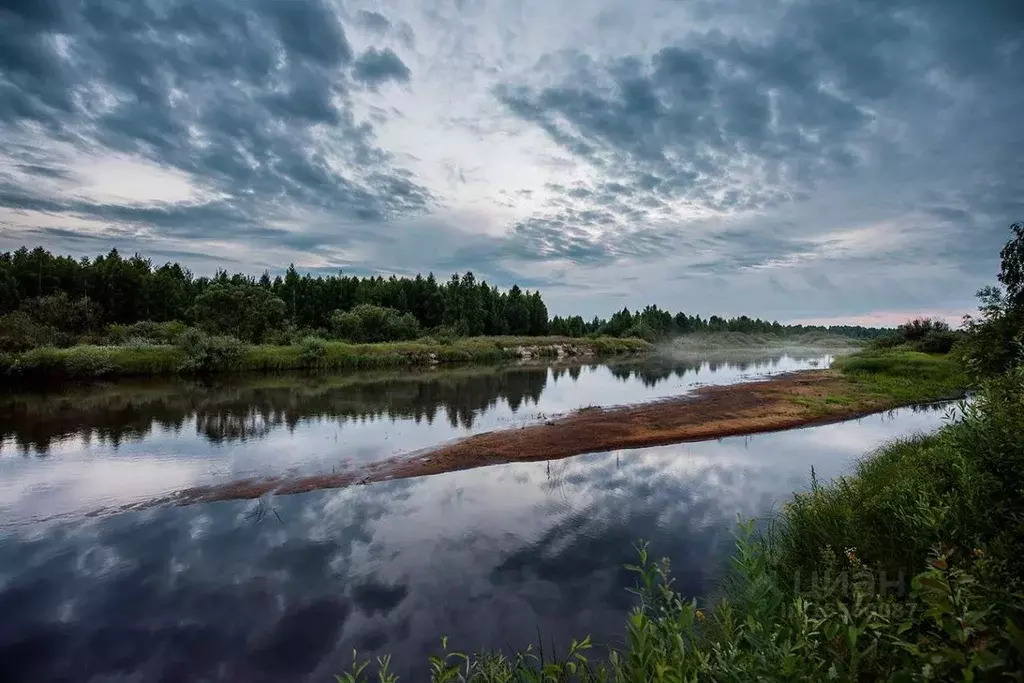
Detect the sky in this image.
<box><xmin>0</xmin><ymin>0</ymin><xmax>1021</xmax><ymax>325</ymax></box>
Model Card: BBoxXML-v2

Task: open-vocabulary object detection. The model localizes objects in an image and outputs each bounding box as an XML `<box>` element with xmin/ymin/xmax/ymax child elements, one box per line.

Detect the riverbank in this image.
<box><xmin>0</xmin><ymin>335</ymin><xmax>649</xmax><ymax>380</ymax></box>
<box><xmin>152</xmin><ymin>349</ymin><xmax>967</xmax><ymax>507</ymax></box>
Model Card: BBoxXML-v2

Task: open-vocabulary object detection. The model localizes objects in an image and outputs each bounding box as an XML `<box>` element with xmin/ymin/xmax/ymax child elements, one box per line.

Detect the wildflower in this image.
<box><xmin>695</xmin><ymin>610</ymin><xmax>706</xmax><ymax>622</ymax></box>
<box><xmin>845</xmin><ymin>547</ymin><xmax>861</xmax><ymax>567</ymax></box>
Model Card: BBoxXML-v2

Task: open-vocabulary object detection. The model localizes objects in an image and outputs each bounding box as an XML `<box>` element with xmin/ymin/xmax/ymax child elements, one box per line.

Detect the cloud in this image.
<box><xmin>0</xmin><ymin>0</ymin><xmax>1021</xmax><ymax>322</ymax></box>
<box><xmin>0</xmin><ymin>0</ymin><xmax>432</xmax><ymax>249</ymax></box>
<box><xmin>493</xmin><ymin>0</ymin><xmax>1021</xmax><ymax>274</ymax></box>
<box><xmin>353</xmin><ymin>48</ymin><xmax>413</xmax><ymax>88</ymax></box>
<box><xmin>356</xmin><ymin>10</ymin><xmax>392</xmax><ymax>34</ymax></box>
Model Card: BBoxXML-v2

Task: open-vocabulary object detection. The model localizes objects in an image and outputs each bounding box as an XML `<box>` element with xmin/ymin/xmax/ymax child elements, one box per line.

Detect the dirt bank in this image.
<box><xmin>129</xmin><ymin>368</ymin><xmax>935</xmax><ymax>511</ymax></box>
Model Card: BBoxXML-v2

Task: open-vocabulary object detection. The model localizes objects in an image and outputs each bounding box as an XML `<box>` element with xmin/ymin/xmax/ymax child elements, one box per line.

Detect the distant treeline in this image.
<box><xmin>0</xmin><ymin>246</ymin><xmax>892</xmax><ymax>348</ymax></box>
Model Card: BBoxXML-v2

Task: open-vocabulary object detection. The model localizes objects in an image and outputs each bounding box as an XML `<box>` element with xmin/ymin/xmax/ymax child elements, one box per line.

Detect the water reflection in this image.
<box><xmin>0</xmin><ymin>405</ymin><xmax>949</xmax><ymax>683</ymax></box>
<box><xmin>1</xmin><ymin>352</ymin><xmax>834</xmax><ymax>456</ymax></box>
<box><xmin>0</xmin><ymin>366</ymin><xmax>551</xmax><ymax>454</ymax></box>
<box><xmin>0</xmin><ymin>352</ymin><xmax>851</xmax><ymax>524</ymax></box>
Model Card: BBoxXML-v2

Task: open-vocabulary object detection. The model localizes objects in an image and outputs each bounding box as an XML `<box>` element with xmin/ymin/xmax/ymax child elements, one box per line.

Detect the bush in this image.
<box><xmin>898</xmin><ymin>317</ymin><xmax>951</xmax><ymax>342</ymax></box>
<box><xmin>329</xmin><ymin>304</ymin><xmax>421</xmax><ymax>343</ymax></box>
<box><xmin>431</xmin><ymin>325</ymin><xmax>460</xmax><ymax>345</ymax></box>
<box><xmin>868</xmin><ymin>332</ymin><xmax>904</xmax><ymax>350</ymax></box>
<box><xmin>106</xmin><ymin>320</ymin><xmax>190</xmax><ymax>345</ymax></box>
<box><xmin>190</xmin><ymin>284</ymin><xmax>286</xmax><ymax>342</ymax></box>
<box><xmin>18</xmin><ymin>293</ymin><xmax>102</xmax><ymax>339</ymax></box>
<box><xmin>0</xmin><ymin>311</ymin><xmax>54</xmax><ymax>351</ymax></box>
<box><xmin>62</xmin><ymin>346</ymin><xmax>114</xmax><ymax>377</ymax></box>
<box><xmin>622</xmin><ymin>322</ymin><xmax>658</xmax><ymax>343</ymax></box>
<box><xmin>912</xmin><ymin>329</ymin><xmax>958</xmax><ymax>354</ymax></box>
<box><xmin>175</xmin><ymin>328</ymin><xmax>244</xmax><ymax>373</ymax></box>
<box><xmin>298</xmin><ymin>335</ymin><xmax>327</xmax><ymax>368</ymax></box>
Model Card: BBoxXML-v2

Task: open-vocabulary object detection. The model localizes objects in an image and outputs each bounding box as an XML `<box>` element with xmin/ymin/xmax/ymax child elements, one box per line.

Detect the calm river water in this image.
<box><xmin>0</xmin><ymin>352</ymin><xmax>952</xmax><ymax>682</ymax></box>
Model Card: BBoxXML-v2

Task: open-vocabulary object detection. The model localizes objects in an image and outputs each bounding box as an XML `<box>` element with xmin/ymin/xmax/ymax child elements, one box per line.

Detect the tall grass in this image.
<box><xmin>832</xmin><ymin>348</ymin><xmax>969</xmax><ymax>403</ymax></box>
<box><xmin>0</xmin><ymin>336</ymin><xmax>650</xmax><ymax>380</ymax></box>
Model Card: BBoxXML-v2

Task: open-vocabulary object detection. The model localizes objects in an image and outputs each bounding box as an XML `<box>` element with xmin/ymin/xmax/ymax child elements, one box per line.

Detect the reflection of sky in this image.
<box><xmin>0</xmin><ymin>355</ymin><xmax>839</xmax><ymax>524</ymax></box>
<box><xmin>0</xmin><ymin>404</ymin><xmax>949</xmax><ymax>682</ymax></box>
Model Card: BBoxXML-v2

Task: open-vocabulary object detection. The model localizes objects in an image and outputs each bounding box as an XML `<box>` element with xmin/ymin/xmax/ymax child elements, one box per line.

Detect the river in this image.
<box><xmin>0</xmin><ymin>351</ymin><xmax>952</xmax><ymax>682</ymax></box>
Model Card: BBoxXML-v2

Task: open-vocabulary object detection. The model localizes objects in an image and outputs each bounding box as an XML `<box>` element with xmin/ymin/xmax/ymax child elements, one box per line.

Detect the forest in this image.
<box><xmin>0</xmin><ymin>246</ymin><xmax>890</xmax><ymax>351</ymax></box>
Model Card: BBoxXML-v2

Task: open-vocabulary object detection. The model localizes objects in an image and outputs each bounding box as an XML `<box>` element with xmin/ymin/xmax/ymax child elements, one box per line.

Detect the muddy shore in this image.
<box><xmin>131</xmin><ymin>368</ymin><xmax>935</xmax><ymax>510</ymax></box>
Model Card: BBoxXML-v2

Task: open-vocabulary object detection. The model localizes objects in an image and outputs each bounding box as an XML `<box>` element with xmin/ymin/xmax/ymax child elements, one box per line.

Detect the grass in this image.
<box><xmin>0</xmin><ymin>336</ymin><xmax>650</xmax><ymax>380</ymax></box>
<box><xmin>784</xmin><ymin>348</ymin><xmax>968</xmax><ymax>418</ymax></box>
<box><xmin>833</xmin><ymin>348</ymin><xmax>969</xmax><ymax>402</ymax></box>
<box><xmin>338</xmin><ymin>366</ymin><xmax>1024</xmax><ymax>682</ymax></box>
<box><xmin>778</xmin><ymin>349</ymin><xmax>971</xmax><ymax>419</ymax></box>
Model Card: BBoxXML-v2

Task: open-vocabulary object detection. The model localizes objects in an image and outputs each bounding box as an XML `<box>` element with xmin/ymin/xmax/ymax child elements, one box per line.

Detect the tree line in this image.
<box><xmin>0</xmin><ymin>246</ymin><xmax>891</xmax><ymax>349</ymax></box>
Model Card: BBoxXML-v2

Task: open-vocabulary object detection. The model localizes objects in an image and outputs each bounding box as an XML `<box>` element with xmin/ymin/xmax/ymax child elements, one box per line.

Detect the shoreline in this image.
<box><xmin>143</xmin><ymin>368</ymin><xmax>962</xmax><ymax>510</ymax></box>
<box><xmin>1</xmin><ymin>335</ymin><xmax>650</xmax><ymax>381</ymax></box>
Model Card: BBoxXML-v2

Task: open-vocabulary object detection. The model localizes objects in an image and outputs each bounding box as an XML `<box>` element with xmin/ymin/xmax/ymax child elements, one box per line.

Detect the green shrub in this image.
<box><xmin>431</xmin><ymin>325</ymin><xmax>460</xmax><ymax>345</ymax></box>
<box><xmin>63</xmin><ymin>346</ymin><xmax>114</xmax><ymax>377</ymax></box>
<box><xmin>622</xmin><ymin>322</ymin><xmax>658</xmax><ymax>343</ymax></box>
<box><xmin>0</xmin><ymin>311</ymin><xmax>53</xmax><ymax>351</ymax></box>
<box><xmin>341</xmin><ymin>528</ymin><xmax>1023</xmax><ymax>681</ymax></box>
<box><xmin>106</xmin><ymin>320</ymin><xmax>190</xmax><ymax>345</ymax></box>
<box><xmin>190</xmin><ymin>284</ymin><xmax>285</xmax><ymax>342</ymax></box>
<box><xmin>330</xmin><ymin>304</ymin><xmax>421</xmax><ymax>343</ymax></box>
<box><xmin>868</xmin><ymin>332</ymin><xmax>904</xmax><ymax>350</ymax></box>
<box><xmin>18</xmin><ymin>293</ymin><xmax>101</xmax><ymax>340</ymax></box>
<box><xmin>898</xmin><ymin>317</ymin><xmax>951</xmax><ymax>342</ymax></box>
<box><xmin>298</xmin><ymin>335</ymin><xmax>327</xmax><ymax>368</ymax></box>
<box><xmin>175</xmin><ymin>328</ymin><xmax>244</xmax><ymax>373</ymax></box>
<box><xmin>912</xmin><ymin>329</ymin><xmax>959</xmax><ymax>354</ymax></box>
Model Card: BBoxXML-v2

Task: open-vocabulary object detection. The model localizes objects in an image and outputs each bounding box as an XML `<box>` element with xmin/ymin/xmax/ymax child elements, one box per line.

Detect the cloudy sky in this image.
<box><xmin>0</xmin><ymin>0</ymin><xmax>1021</xmax><ymax>324</ymax></box>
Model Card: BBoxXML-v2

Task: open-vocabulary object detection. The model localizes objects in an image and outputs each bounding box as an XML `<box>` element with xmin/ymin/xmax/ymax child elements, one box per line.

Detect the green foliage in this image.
<box><xmin>911</xmin><ymin>329</ymin><xmax>959</xmax><ymax>354</ymax></box>
<box><xmin>19</xmin><ymin>292</ymin><xmax>102</xmax><ymax>338</ymax></box>
<box><xmin>1</xmin><ymin>336</ymin><xmax>647</xmax><ymax>379</ymax></box>
<box><xmin>833</xmin><ymin>348</ymin><xmax>968</xmax><ymax>402</ymax></box>
<box><xmin>1</xmin><ymin>345</ymin><xmax>182</xmax><ymax>379</ymax></box>
<box><xmin>1</xmin><ymin>246</ymin><xmax>890</xmax><ymax>355</ymax></box>
<box><xmin>959</xmin><ymin>287</ymin><xmax>1024</xmax><ymax>378</ymax></box>
<box><xmin>0</xmin><ymin>311</ymin><xmax>53</xmax><ymax>351</ymax></box>
<box><xmin>298</xmin><ymin>335</ymin><xmax>328</xmax><ymax>368</ymax></box>
<box><xmin>175</xmin><ymin>328</ymin><xmax>245</xmax><ymax>373</ymax></box>
<box><xmin>956</xmin><ymin>225</ymin><xmax>1024</xmax><ymax>378</ymax></box>
<box><xmin>341</xmin><ymin>526</ymin><xmax>1023</xmax><ymax>681</ymax></box>
<box><xmin>868</xmin><ymin>333</ymin><xmax>905</xmax><ymax>350</ymax></box>
<box><xmin>621</xmin><ymin>322</ymin><xmax>658</xmax><ymax>343</ymax></box>
<box><xmin>778</xmin><ymin>371</ymin><xmax>1024</xmax><ymax>581</ymax></box>
<box><xmin>330</xmin><ymin>304</ymin><xmax>421</xmax><ymax>343</ymax></box>
<box><xmin>104</xmin><ymin>320</ymin><xmax>189</xmax><ymax>345</ymax></box>
<box><xmin>898</xmin><ymin>317</ymin><xmax>951</xmax><ymax>342</ymax></box>
<box><xmin>190</xmin><ymin>283</ymin><xmax>286</xmax><ymax>342</ymax></box>
<box><xmin>998</xmin><ymin>222</ymin><xmax>1024</xmax><ymax>310</ymax></box>
<box><xmin>431</xmin><ymin>326</ymin><xmax>460</xmax><ymax>345</ymax></box>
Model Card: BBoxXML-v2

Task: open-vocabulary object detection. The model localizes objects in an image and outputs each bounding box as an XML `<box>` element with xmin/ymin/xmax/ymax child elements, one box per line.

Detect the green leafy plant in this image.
<box><xmin>298</xmin><ymin>335</ymin><xmax>328</xmax><ymax>368</ymax></box>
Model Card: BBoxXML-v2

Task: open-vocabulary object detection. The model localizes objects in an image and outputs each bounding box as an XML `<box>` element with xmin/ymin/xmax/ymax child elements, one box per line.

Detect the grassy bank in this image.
<box><xmin>784</xmin><ymin>348</ymin><xmax>969</xmax><ymax>417</ymax></box>
<box><xmin>0</xmin><ymin>335</ymin><xmax>649</xmax><ymax>381</ymax></box>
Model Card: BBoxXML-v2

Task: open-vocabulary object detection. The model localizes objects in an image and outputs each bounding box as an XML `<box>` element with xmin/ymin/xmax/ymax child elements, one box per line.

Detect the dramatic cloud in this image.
<box><xmin>353</xmin><ymin>47</ymin><xmax>412</xmax><ymax>87</ymax></box>
<box><xmin>1</xmin><ymin>0</ymin><xmax>1021</xmax><ymax>322</ymax></box>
